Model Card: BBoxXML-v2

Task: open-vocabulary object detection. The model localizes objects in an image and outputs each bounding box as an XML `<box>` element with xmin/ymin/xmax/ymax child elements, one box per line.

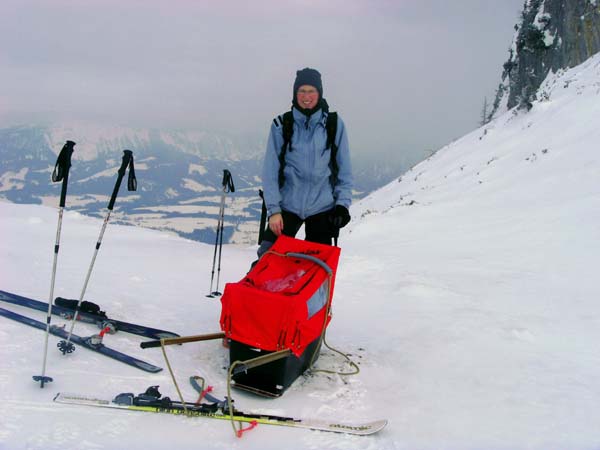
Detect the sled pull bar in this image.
<box><xmin>231</xmin><ymin>349</ymin><xmax>293</xmax><ymax>375</ymax></box>
<box><xmin>140</xmin><ymin>332</ymin><xmax>226</xmax><ymax>349</ymax></box>
<box><xmin>285</xmin><ymin>252</ymin><xmax>332</xmax><ymax>275</ymax></box>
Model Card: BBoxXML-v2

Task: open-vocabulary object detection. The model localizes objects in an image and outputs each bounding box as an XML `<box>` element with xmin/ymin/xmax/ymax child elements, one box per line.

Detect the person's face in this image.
<box><xmin>296</xmin><ymin>85</ymin><xmax>319</xmax><ymax>110</ymax></box>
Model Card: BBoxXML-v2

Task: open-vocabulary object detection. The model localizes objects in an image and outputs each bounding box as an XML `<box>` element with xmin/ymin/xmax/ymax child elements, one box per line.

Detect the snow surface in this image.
<box><xmin>1</xmin><ymin>54</ymin><xmax>600</xmax><ymax>449</ymax></box>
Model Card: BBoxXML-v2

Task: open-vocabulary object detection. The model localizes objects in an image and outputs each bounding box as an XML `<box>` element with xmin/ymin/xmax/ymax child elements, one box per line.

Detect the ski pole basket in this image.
<box><xmin>220</xmin><ymin>236</ymin><xmax>341</xmax><ymax>397</ymax></box>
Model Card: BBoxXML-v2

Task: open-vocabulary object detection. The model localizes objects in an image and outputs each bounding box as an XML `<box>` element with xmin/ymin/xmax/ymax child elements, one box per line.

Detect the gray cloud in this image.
<box><xmin>0</xmin><ymin>0</ymin><xmax>523</xmax><ymax>165</ymax></box>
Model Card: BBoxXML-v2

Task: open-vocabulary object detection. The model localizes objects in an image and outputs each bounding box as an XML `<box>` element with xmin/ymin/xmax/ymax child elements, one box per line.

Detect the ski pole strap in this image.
<box><xmin>258</xmin><ymin>190</ymin><xmax>267</xmax><ymax>245</ymax></box>
<box><xmin>222</xmin><ymin>169</ymin><xmax>235</xmax><ymax>193</ymax></box>
<box><xmin>127</xmin><ymin>153</ymin><xmax>137</xmax><ymax>191</ymax></box>
<box><xmin>107</xmin><ymin>150</ymin><xmax>136</xmax><ymax>210</ymax></box>
<box><xmin>52</xmin><ymin>141</ymin><xmax>76</xmax><ymax>207</ymax></box>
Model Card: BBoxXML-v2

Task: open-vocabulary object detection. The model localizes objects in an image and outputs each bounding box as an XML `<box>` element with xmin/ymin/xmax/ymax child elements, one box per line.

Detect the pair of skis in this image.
<box><xmin>0</xmin><ymin>290</ymin><xmax>178</xmax><ymax>340</ymax></box>
<box><xmin>0</xmin><ymin>307</ymin><xmax>163</xmax><ymax>373</ymax></box>
<box><xmin>54</xmin><ymin>385</ymin><xmax>388</xmax><ymax>436</ymax></box>
<box><xmin>0</xmin><ymin>290</ymin><xmax>179</xmax><ymax>373</ymax></box>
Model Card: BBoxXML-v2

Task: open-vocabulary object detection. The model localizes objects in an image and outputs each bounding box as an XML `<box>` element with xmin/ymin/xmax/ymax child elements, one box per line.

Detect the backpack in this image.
<box><xmin>258</xmin><ymin>110</ymin><xmax>339</xmax><ymax>244</ymax></box>
<box><xmin>275</xmin><ymin>110</ymin><xmax>339</xmax><ymax>188</ymax></box>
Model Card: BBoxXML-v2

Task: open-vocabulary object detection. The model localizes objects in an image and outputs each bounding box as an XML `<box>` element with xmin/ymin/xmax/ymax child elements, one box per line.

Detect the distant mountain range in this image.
<box><xmin>0</xmin><ymin>123</ymin><xmax>406</xmax><ymax>244</ymax></box>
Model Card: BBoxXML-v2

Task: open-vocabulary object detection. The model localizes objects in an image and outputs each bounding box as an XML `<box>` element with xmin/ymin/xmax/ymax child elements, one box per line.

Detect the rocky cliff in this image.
<box><xmin>491</xmin><ymin>0</ymin><xmax>600</xmax><ymax>116</ymax></box>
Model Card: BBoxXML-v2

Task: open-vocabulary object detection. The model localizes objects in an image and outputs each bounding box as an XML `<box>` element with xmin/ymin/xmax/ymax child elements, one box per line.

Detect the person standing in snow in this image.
<box><xmin>257</xmin><ymin>67</ymin><xmax>353</xmax><ymax>257</ymax></box>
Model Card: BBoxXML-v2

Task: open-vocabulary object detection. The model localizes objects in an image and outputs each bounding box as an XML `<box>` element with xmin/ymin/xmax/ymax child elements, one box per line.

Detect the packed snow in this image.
<box><xmin>1</xmin><ymin>54</ymin><xmax>599</xmax><ymax>449</ymax></box>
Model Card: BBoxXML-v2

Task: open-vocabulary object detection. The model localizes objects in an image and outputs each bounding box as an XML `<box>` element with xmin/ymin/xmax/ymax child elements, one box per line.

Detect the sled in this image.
<box><xmin>220</xmin><ymin>235</ymin><xmax>341</xmax><ymax>397</ymax></box>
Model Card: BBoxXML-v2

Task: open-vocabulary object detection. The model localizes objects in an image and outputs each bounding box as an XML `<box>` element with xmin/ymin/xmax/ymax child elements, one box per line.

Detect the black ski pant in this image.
<box><xmin>257</xmin><ymin>209</ymin><xmax>333</xmax><ymax>258</ymax></box>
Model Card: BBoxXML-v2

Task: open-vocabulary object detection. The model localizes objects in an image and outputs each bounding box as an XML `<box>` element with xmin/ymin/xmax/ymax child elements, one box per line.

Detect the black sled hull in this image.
<box><xmin>229</xmin><ymin>337</ymin><xmax>321</xmax><ymax>397</ymax></box>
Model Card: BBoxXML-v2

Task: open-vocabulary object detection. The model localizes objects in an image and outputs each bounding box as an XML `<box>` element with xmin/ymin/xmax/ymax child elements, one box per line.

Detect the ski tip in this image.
<box><xmin>330</xmin><ymin>418</ymin><xmax>388</xmax><ymax>435</ymax></box>
<box><xmin>367</xmin><ymin>419</ymin><xmax>388</xmax><ymax>434</ymax></box>
<box><xmin>135</xmin><ymin>361</ymin><xmax>163</xmax><ymax>373</ymax></box>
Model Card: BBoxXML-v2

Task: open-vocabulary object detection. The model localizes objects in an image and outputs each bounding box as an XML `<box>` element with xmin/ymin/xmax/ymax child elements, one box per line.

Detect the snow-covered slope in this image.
<box><xmin>0</xmin><ymin>54</ymin><xmax>599</xmax><ymax>449</ymax></box>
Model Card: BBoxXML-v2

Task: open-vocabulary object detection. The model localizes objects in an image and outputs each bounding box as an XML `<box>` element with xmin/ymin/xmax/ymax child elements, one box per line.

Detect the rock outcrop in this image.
<box><xmin>491</xmin><ymin>0</ymin><xmax>600</xmax><ymax>117</ymax></box>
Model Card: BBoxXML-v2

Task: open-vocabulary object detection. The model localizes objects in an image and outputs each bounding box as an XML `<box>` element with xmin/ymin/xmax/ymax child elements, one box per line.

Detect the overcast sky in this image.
<box><xmin>0</xmin><ymin>0</ymin><xmax>524</xmax><ymax>164</ymax></box>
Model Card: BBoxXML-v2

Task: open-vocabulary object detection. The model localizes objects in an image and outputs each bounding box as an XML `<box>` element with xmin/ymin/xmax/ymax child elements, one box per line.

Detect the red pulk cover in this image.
<box><xmin>220</xmin><ymin>236</ymin><xmax>341</xmax><ymax>357</ymax></box>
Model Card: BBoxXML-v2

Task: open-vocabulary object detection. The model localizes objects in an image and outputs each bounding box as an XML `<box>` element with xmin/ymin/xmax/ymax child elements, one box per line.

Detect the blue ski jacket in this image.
<box><xmin>262</xmin><ymin>107</ymin><xmax>353</xmax><ymax>220</ymax></box>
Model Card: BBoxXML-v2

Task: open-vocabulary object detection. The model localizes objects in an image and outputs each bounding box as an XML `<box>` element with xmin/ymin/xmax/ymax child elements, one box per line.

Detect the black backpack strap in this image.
<box><xmin>278</xmin><ymin>110</ymin><xmax>294</xmax><ymax>188</ymax></box>
<box><xmin>326</xmin><ymin>112</ymin><xmax>339</xmax><ymax>185</ymax></box>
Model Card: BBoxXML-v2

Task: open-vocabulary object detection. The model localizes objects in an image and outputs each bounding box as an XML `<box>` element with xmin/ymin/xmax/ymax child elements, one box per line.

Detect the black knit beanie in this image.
<box><xmin>292</xmin><ymin>68</ymin><xmax>324</xmax><ymax>115</ymax></box>
<box><xmin>293</xmin><ymin>68</ymin><xmax>323</xmax><ymax>99</ymax></box>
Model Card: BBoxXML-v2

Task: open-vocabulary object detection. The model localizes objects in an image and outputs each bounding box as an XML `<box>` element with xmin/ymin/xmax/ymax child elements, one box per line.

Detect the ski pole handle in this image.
<box><xmin>52</xmin><ymin>141</ymin><xmax>76</xmax><ymax>208</ymax></box>
<box><xmin>118</xmin><ymin>150</ymin><xmax>133</xmax><ymax>176</ymax></box>
<box><xmin>107</xmin><ymin>150</ymin><xmax>136</xmax><ymax>210</ymax></box>
<box><xmin>222</xmin><ymin>169</ymin><xmax>235</xmax><ymax>193</ymax></box>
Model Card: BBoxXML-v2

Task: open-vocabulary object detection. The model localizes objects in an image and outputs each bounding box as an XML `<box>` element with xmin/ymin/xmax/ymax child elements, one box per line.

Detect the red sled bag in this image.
<box><xmin>219</xmin><ymin>235</ymin><xmax>341</xmax><ymax>396</ymax></box>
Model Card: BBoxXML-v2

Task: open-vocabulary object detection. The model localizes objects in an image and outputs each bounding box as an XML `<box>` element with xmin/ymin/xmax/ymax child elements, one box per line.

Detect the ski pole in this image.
<box><xmin>206</xmin><ymin>170</ymin><xmax>234</xmax><ymax>298</ymax></box>
<box><xmin>206</xmin><ymin>194</ymin><xmax>225</xmax><ymax>297</ymax></box>
<box><xmin>58</xmin><ymin>150</ymin><xmax>137</xmax><ymax>355</ymax></box>
<box><xmin>332</xmin><ymin>225</ymin><xmax>340</xmax><ymax>247</ymax></box>
<box><xmin>214</xmin><ymin>169</ymin><xmax>235</xmax><ymax>296</ymax></box>
<box><xmin>257</xmin><ymin>189</ymin><xmax>267</xmax><ymax>245</ymax></box>
<box><xmin>213</xmin><ymin>193</ymin><xmax>227</xmax><ymax>294</ymax></box>
<box><xmin>32</xmin><ymin>141</ymin><xmax>75</xmax><ymax>388</ymax></box>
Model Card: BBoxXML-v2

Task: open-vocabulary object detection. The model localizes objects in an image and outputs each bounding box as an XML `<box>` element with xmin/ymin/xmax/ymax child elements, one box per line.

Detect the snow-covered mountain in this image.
<box><xmin>0</xmin><ymin>47</ymin><xmax>599</xmax><ymax>450</ymax></box>
<box><xmin>0</xmin><ymin>122</ymin><xmax>403</xmax><ymax>244</ymax></box>
<box><xmin>7</xmin><ymin>121</ymin><xmax>266</xmax><ymax>161</ymax></box>
<box><xmin>0</xmin><ymin>123</ymin><xmax>267</xmax><ymax>243</ymax></box>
